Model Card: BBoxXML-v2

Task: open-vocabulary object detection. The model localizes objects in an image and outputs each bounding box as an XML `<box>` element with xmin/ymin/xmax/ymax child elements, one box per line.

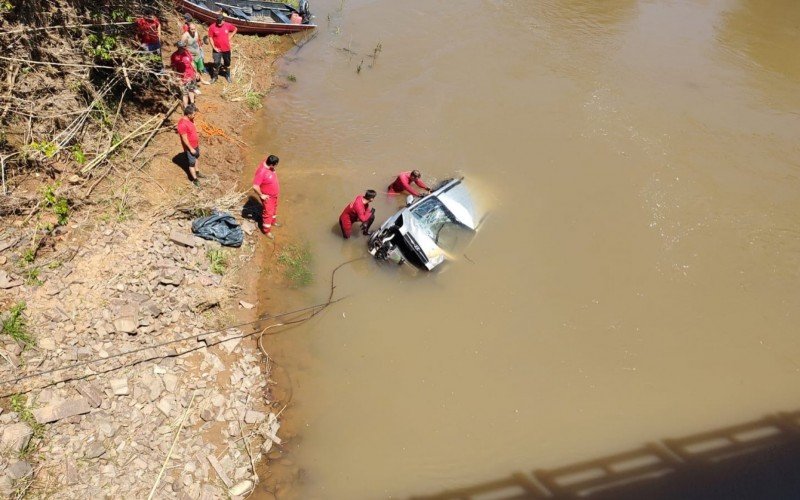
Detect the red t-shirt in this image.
<box><xmin>176</xmin><ymin>117</ymin><xmax>199</xmax><ymax>150</ymax></box>
<box><xmin>170</xmin><ymin>49</ymin><xmax>196</xmax><ymax>83</ymax></box>
<box><xmin>341</xmin><ymin>196</ymin><xmax>372</xmax><ymax>223</ymax></box>
<box><xmin>208</xmin><ymin>22</ymin><xmax>236</xmax><ymax>52</ymax></box>
<box><xmin>252</xmin><ymin>162</ymin><xmax>280</xmax><ymax>196</ymax></box>
<box><xmin>136</xmin><ymin>17</ymin><xmax>161</xmax><ymax>44</ymax></box>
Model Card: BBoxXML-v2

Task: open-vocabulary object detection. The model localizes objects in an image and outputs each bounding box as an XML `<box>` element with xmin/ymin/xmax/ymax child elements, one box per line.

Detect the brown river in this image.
<box><xmin>247</xmin><ymin>0</ymin><xmax>800</xmax><ymax>498</ymax></box>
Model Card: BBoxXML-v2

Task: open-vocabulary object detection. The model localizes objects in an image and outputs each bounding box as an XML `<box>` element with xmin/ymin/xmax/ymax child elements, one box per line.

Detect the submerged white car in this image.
<box><xmin>367</xmin><ymin>177</ymin><xmax>484</xmax><ymax>270</ymax></box>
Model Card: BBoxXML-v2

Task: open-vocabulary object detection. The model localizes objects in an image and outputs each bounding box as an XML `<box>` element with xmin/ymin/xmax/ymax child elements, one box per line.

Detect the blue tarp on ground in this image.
<box><xmin>191</xmin><ymin>211</ymin><xmax>244</xmax><ymax>247</ymax></box>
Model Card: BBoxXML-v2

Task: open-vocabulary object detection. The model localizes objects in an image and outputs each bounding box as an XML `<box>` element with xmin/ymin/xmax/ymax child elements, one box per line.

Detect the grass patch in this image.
<box><xmin>10</xmin><ymin>394</ymin><xmax>45</xmax><ymax>455</ymax></box>
<box><xmin>277</xmin><ymin>243</ymin><xmax>313</xmax><ymax>286</ymax></box>
<box><xmin>207</xmin><ymin>249</ymin><xmax>227</xmax><ymax>275</ymax></box>
<box><xmin>24</xmin><ymin>267</ymin><xmax>43</xmax><ymax>286</ymax></box>
<box><xmin>245</xmin><ymin>90</ymin><xmax>263</xmax><ymax>110</ymax></box>
<box><xmin>2</xmin><ymin>302</ymin><xmax>34</xmax><ymax>348</ymax></box>
<box><xmin>287</xmin><ymin>74</ymin><xmax>297</xmax><ymax>82</ymax></box>
<box><xmin>21</xmin><ymin>248</ymin><xmax>36</xmax><ymax>264</ymax></box>
<box><xmin>100</xmin><ymin>184</ymin><xmax>133</xmax><ymax>223</ymax></box>
<box><xmin>70</xmin><ymin>144</ymin><xmax>87</xmax><ymax>164</ymax></box>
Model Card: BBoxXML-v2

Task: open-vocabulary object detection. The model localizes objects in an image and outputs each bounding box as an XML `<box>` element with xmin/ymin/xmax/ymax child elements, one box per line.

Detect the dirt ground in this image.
<box><xmin>0</xmin><ymin>8</ymin><xmax>311</xmax><ymax>498</ymax></box>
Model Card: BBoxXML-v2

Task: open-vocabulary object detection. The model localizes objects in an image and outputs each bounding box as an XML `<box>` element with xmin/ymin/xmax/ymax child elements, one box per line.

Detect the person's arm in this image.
<box><xmin>414</xmin><ymin>177</ymin><xmax>430</xmax><ymax>191</ymax></box>
<box><xmin>180</xmin><ymin>133</ymin><xmax>196</xmax><ymax>155</ymax></box>
<box><xmin>355</xmin><ymin>200</ymin><xmax>372</xmax><ymax>223</ymax></box>
<box><xmin>228</xmin><ymin>24</ymin><xmax>237</xmax><ymax>43</ymax></box>
<box><xmin>252</xmin><ymin>170</ymin><xmax>269</xmax><ymax>199</ymax></box>
<box><xmin>208</xmin><ymin>27</ymin><xmax>218</xmax><ymax>52</ymax></box>
<box><xmin>252</xmin><ymin>184</ymin><xmax>268</xmax><ymax>200</ymax></box>
<box><xmin>400</xmin><ymin>175</ymin><xmax>421</xmax><ymax>197</ymax></box>
<box><xmin>157</xmin><ymin>20</ymin><xmax>162</xmax><ymax>41</ymax></box>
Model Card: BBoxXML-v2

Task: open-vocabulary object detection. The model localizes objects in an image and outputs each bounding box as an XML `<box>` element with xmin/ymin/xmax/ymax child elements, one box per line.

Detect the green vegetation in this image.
<box><xmin>70</xmin><ymin>144</ymin><xmax>87</xmax><ymax>164</ymax></box>
<box><xmin>207</xmin><ymin>249</ymin><xmax>228</xmax><ymax>275</ymax></box>
<box><xmin>0</xmin><ymin>1</ymin><xmax>12</xmax><ymax>14</ymax></box>
<box><xmin>21</xmin><ymin>248</ymin><xmax>35</xmax><ymax>264</ymax></box>
<box><xmin>10</xmin><ymin>394</ymin><xmax>45</xmax><ymax>453</ymax></box>
<box><xmin>110</xmin><ymin>8</ymin><xmax>131</xmax><ymax>22</ymax></box>
<box><xmin>28</xmin><ymin>140</ymin><xmax>58</xmax><ymax>158</ymax></box>
<box><xmin>99</xmin><ymin>184</ymin><xmax>132</xmax><ymax>223</ymax></box>
<box><xmin>86</xmin><ymin>33</ymin><xmax>119</xmax><ymax>61</ymax></box>
<box><xmin>24</xmin><ymin>267</ymin><xmax>43</xmax><ymax>286</ymax></box>
<box><xmin>43</xmin><ymin>183</ymin><xmax>69</xmax><ymax>225</ymax></box>
<box><xmin>245</xmin><ymin>90</ymin><xmax>263</xmax><ymax>110</ymax></box>
<box><xmin>277</xmin><ymin>243</ymin><xmax>313</xmax><ymax>286</ymax></box>
<box><xmin>2</xmin><ymin>302</ymin><xmax>34</xmax><ymax>348</ymax></box>
<box><xmin>287</xmin><ymin>74</ymin><xmax>297</xmax><ymax>82</ymax></box>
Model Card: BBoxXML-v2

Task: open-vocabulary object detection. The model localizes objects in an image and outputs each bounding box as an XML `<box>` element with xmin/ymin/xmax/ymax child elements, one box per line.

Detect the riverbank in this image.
<box><xmin>0</xmin><ymin>8</ymin><xmax>301</xmax><ymax>498</ymax></box>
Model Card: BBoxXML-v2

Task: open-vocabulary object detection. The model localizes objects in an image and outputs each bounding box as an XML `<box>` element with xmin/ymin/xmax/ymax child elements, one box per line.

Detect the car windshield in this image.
<box><xmin>409</xmin><ymin>197</ymin><xmax>458</xmax><ymax>242</ymax></box>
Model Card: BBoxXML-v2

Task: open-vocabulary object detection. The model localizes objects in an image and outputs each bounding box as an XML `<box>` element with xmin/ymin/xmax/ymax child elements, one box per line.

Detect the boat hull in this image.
<box><xmin>177</xmin><ymin>0</ymin><xmax>317</xmax><ymax>35</ymax></box>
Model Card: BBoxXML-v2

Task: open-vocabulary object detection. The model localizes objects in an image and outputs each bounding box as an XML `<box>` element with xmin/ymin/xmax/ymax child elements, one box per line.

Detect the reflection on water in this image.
<box><xmin>248</xmin><ymin>0</ymin><xmax>800</xmax><ymax>498</ymax></box>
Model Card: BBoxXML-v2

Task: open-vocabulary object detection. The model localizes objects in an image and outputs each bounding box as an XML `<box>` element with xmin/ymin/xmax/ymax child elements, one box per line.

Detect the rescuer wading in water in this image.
<box><xmin>339</xmin><ymin>190</ymin><xmax>376</xmax><ymax>239</ymax></box>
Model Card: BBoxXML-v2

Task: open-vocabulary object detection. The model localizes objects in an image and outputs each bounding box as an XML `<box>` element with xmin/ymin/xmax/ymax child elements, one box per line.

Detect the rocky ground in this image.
<box><xmin>1</xmin><ymin>214</ymin><xmax>278</xmax><ymax>498</ymax></box>
<box><xmin>0</xmin><ymin>13</ymin><xmax>298</xmax><ymax>499</ymax></box>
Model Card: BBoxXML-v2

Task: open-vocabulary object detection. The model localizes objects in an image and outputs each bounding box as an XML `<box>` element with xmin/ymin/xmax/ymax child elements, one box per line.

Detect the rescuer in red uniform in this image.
<box><xmin>388</xmin><ymin>170</ymin><xmax>431</xmax><ymax>197</ymax></box>
<box><xmin>252</xmin><ymin>155</ymin><xmax>281</xmax><ymax>239</ymax></box>
<box><xmin>339</xmin><ymin>190</ymin><xmax>377</xmax><ymax>239</ymax></box>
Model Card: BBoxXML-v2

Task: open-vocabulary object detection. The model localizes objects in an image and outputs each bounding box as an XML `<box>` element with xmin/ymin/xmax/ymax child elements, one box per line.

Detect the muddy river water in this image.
<box><xmin>247</xmin><ymin>0</ymin><xmax>800</xmax><ymax>498</ymax></box>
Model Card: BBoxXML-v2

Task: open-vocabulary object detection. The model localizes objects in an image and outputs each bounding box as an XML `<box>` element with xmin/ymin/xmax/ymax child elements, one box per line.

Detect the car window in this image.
<box><xmin>409</xmin><ymin>198</ymin><xmax>457</xmax><ymax>242</ymax></box>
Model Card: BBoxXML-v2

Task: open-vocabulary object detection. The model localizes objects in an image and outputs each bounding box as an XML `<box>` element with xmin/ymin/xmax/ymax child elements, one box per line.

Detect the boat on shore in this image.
<box><xmin>177</xmin><ymin>0</ymin><xmax>316</xmax><ymax>35</ymax></box>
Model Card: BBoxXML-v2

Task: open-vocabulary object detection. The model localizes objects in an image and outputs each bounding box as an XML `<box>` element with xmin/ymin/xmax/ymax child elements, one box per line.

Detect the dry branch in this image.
<box><xmin>80</xmin><ymin>116</ymin><xmax>161</xmax><ymax>174</ymax></box>
<box><xmin>131</xmin><ymin>101</ymin><xmax>181</xmax><ymax>161</ymax></box>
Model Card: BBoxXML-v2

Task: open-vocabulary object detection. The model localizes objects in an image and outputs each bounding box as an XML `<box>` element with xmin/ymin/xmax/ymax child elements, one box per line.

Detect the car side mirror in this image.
<box><xmin>405</xmin><ymin>195</ymin><xmax>414</xmax><ymax>207</ymax></box>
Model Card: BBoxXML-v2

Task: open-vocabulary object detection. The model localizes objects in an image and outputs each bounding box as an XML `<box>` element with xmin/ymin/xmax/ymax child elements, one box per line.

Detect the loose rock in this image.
<box><xmin>77</xmin><ymin>383</ymin><xmax>104</xmax><ymax>408</ymax></box>
<box><xmin>244</xmin><ymin>410</ymin><xmax>266</xmax><ymax>425</ymax></box>
<box><xmin>84</xmin><ymin>441</ymin><xmax>106</xmax><ymax>459</ymax></box>
<box><xmin>6</xmin><ymin>461</ymin><xmax>32</xmax><ymax>480</ymax></box>
<box><xmin>170</xmin><ymin>231</ymin><xmax>196</xmax><ymax>247</ymax></box>
<box><xmin>110</xmin><ymin>377</ymin><xmax>130</xmax><ymax>395</ymax></box>
<box><xmin>33</xmin><ymin>397</ymin><xmax>91</xmax><ymax>424</ymax></box>
<box><xmin>0</xmin><ymin>422</ymin><xmax>33</xmax><ymax>453</ymax></box>
<box><xmin>229</xmin><ymin>480</ymin><xmax>253</xmax><ymax>497</ymax></box>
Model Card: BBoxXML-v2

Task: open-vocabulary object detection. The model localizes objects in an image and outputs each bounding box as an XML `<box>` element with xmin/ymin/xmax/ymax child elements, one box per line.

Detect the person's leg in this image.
<box><xmin>186</xmin><ymin>150</ymin><xmax>198</xmax><ymax>183</ymax></box>
<box><xmin>195</xmin><ymin>57</ymin><xmax>209</xmax><ymax>83</ymax></box>
<box><xmin>269</xmin><ymin>197</ymin><xmax>278</xmax><ymax>228</ymax></box>
<box><xmin>339</xmin><ymin>215</ymin><xmax>352</xmax><ymax>239</ymax></box>
<box><xmin>211</xmin><ymin>51</ymin><xmax>222</xmax><ymax>81</ymax></box>
<box><xmin>262</xmin><ymin>196</ymin><xmax>278</xmax><ymax>234</ymax></box>
<box><xmin>147</xmin><ymin>42</ymin><xmax>164</xmax><ymax>70</ymax></box>
<box><xmin>193</xmin><ymin>146</ymin><xmax>201</xmax><ymax>177</ymax></box>
<box><xmin>223</xmin><ymin>51</ymin><xmax>232</xmax><ymax>81</ymax></box>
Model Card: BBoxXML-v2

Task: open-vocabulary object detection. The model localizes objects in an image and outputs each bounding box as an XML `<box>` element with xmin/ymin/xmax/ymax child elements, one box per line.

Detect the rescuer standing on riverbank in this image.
<box><xmin>208</xmin><ymin>14</ymin><xmax>237</xmax><ymax>83</ymax></box>
<box><xmin>252</xmin><ymin>155</ymin><xmax>281</xmax><ymax>239</ymax></box>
